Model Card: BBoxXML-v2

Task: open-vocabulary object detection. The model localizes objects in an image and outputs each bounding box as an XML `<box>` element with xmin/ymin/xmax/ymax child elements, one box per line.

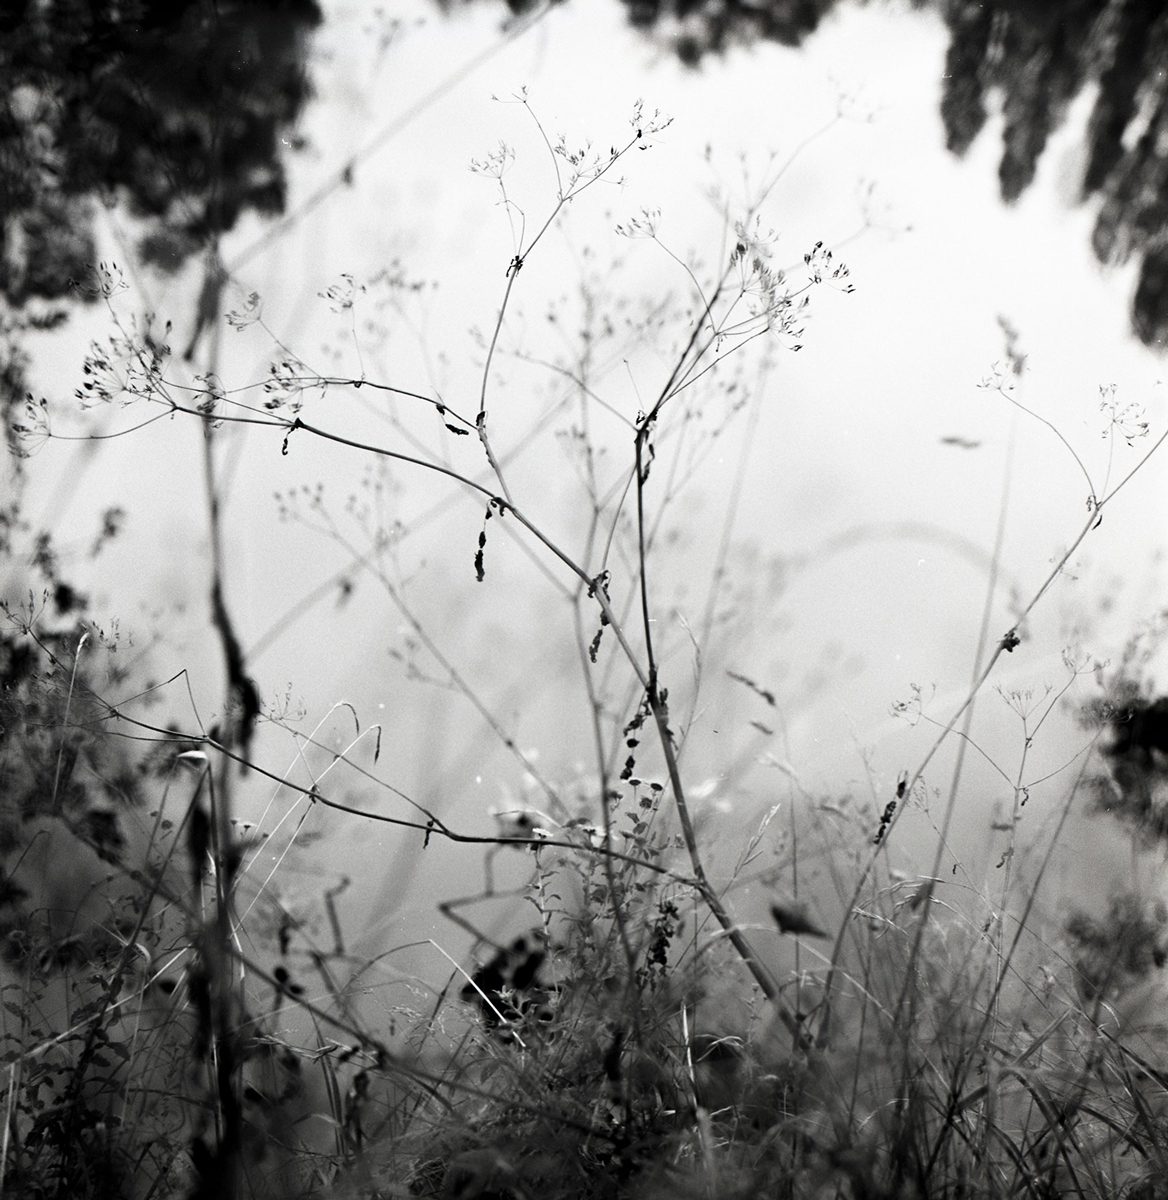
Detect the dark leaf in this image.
<box><xmin>770</xmin><ymin>900</ymin><xmax>827</xmax><ymax>938</ymax></box>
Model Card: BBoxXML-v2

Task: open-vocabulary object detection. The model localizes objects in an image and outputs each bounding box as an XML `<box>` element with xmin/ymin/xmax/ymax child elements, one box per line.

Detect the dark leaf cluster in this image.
<box><xmin>1081</xmin><ymin>684</ymin><xmax>1168</xmax><ymax>842</ymax></box>
<box><xmin>937</xmin><ymin>0</ymin><xmax>1168</xmax><ymax>348</ymax></box>
<box><xmin>0</xmin><ymin>0</ymin><xmax>321</xmax><ymax>306</ymax></box>
<box><xmin>1066</xmin><ymin>891</ymin><xmax>1168</xmax><ymax>1001</ymax></box>
<box><xmin>461</xmin><ymin>931</ymin><xmax>559</xmax><ymax>1041</ymax></box>
<box><xmin>1</xmin><ymin>0</ymin><xmax>321</xmax><ymax>445</ymax></box>
<box><xmin>511</xmin><ymin>0</ymin><xmax>1168</xmax><ymax>348</ymax></box>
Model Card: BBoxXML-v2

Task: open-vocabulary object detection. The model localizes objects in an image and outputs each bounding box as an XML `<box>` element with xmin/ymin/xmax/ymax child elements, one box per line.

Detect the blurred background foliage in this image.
<box><xmin>447</xmin><ymin>0</ymin><xmax>1168</xmax><ymax>349</ymax></box>
<box><xmin>0</xmin><ymin>0</ymin><xmax>322</xmax><ymax>438</ymax></box>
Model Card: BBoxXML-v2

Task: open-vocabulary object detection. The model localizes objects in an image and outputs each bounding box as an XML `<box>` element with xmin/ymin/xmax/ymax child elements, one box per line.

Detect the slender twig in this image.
<box><xmin>632</xmin><ymin>405</ymin><xmax>797</xmax><ymax>1035</ymax></box>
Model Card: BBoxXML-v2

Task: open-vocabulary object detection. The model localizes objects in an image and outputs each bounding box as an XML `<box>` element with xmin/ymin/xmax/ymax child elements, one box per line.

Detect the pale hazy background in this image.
<box><xmin>18</xmin><ymin>0</ymin><xmax>1168</xmax><ymax>995</ymax></box>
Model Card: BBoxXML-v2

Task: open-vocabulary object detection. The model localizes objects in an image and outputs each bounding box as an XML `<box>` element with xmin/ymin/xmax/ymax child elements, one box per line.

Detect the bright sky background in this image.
<box><xmin>19</xmin><ymin>0</ymin><xmax>1168</xmax><ymax>982</ymax></box>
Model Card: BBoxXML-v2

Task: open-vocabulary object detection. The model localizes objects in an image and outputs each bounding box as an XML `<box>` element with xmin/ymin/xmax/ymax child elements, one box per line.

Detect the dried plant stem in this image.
<box><xmin>632</xmin><ymin>422</ymin><xmax>799</xmax><ymax>1039</ymax></box>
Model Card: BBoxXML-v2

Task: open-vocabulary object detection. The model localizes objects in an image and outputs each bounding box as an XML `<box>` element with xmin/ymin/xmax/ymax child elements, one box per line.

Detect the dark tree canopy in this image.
<box><xmin>0</xmin><ymin>0</ymin><xmax>321</xmax><ymax>427</ymax></box>
<box><xmin>519</xmin><ymin>0</ymin><xmax>1168</xmax><ymax>350</ymax></box>
<box><xmin>937</xmin><ymin>0</ymin><xmax>1168</xmax><ymax>349</ymax></box>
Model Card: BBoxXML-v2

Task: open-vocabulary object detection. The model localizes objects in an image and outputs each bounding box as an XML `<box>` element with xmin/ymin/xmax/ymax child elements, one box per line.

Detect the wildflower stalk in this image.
<box><xmin>633</xmin><ymin>404</ymin><xmax>797</xmax><ymax>1036</ymax></box>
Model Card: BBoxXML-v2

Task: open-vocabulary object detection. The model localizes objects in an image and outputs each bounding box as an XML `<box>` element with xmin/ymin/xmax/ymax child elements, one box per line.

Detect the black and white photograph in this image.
<box><xmin>3</xmin><ymin>2</ymin><xmax>1168</xmax><ymax>1195</ymax></box>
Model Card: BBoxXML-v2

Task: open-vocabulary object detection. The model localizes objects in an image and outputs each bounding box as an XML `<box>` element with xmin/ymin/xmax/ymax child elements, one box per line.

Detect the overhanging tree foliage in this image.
<box><xmin>938</xmin><ymin>0</ymin><xmax>1168</xmax><ymax>349</ymax></box>
<box><xmin>0</xmin><ymin>0</ymin><xmax>322</xmax><ymax>435</ymax></box>
<box><xmin>481</xmin><ymin>0</ymin><xmax>1168</xmax><ymax>349</ymax></box>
